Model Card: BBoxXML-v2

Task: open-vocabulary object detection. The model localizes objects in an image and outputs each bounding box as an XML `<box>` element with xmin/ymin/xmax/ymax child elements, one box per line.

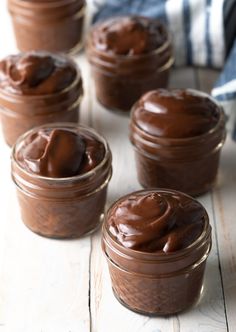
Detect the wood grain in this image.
<box><xmin>212</xmin><ymin>137</ymin><xmax>236</xmax><ymax>332</ymax></box>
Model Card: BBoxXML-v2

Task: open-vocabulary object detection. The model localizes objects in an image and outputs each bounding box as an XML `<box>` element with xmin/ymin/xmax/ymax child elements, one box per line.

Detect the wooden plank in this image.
<box><xmin>0</xmin><ymin>136</ymin><xmax>11</xmax><ymax>331</ymax></box>
<box><xmin>212</xmin><ymin>136</ymin><xmax>236</xmax><ymax>332</ymax></box>
<box><xmin>0</xmin><ymin>193</ymin><xmax>91</xmax><ymax>332</ymax></box>
<box><xmin>74</xmin><ymin>54</ymin><xmax>93</xmax><ymax>127</ymax></box>
<box><xmin>0</xmin><ymin>53</ymin><xmax>92</xmax><ymax>331</ymax></box>
<box><xmin>89</xmin><ymin>66</ymin><xmax>228</xmax><ymax>331</ymax></box>
<box><xmin>178</xmin><ymin>193</ymin><xmax>228</xmax><ymax>332</ymax></box>
<box><xmin>197</xmin><ymin>67</ymin><xmax>236</xmax><ymax>332</ymax></box>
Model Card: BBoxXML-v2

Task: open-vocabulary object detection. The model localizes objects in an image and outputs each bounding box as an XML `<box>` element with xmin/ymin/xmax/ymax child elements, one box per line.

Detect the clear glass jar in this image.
<box><xmin>11</xmin><ymin>123</ymin><xmax>112</xmax><ymax>239</ymax></box>
<box><xmin>8</xmin><ymin>0</ymin><xmax>86</xmax><ymax>54</ymax></box>
<box><xmin>87</xmin><ymin>20</ymin><xmax>173</xmax><ymax>112</ymax></box>
<box><xmin>102</xmin><ymin>189</ymin><xmax>212</xmax><ymax>315</ymax></box>
<box><xmin>0</xmin><ymin>62</ymin><xmax>83</xmax><ymax>147</ymax></box>
<box><xmin>130</xmin><ymin>94</ymin><xmax>226</xmax><ymax>196</ymax></box>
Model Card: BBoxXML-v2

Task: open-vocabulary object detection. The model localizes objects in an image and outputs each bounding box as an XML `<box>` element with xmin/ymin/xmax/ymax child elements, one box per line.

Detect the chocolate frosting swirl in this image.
<box><xmin>0</xmin><ymin>51</ymin><xmax>77</xmax><ymax>95</ymax></box>
<box><xmin>16</xmin><ymin>128</ymin><xmax>105</xmax><ymax>178</ymax></box>
<box><xmin>108</xmin><ymin>191</ymin><xmax>205</xmax><ymax>253</ymax></box>
<box><xmin>133</xmin><ymin>89</ymin><xmax>220</xmax><ymax>138</ymax></box>
<box><xmin>91</xmin><ymin>16</ymin><xmax>168</xmax><ymax>56</ymax></box>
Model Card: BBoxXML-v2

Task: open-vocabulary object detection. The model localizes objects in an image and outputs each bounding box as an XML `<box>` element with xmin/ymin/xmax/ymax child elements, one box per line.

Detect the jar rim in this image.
<box><xmin>8</xmin><ymin>0</ymin><xmax>85</xmax><ymax>10</ymax></box>
<box><xmin>11</xmin><ymin>122</ymin><xmax>112</xmax><ymax>183</ymax></box>
<box><xmin>103</xmin><ymin>188</ymin><xmax>211</xmax><ymax>260</ymax></box>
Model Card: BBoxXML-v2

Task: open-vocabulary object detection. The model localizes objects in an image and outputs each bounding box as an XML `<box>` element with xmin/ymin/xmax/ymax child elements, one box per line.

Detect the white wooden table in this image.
<box><xmin>0</xmin><ymin>2</ymin><xmax>235</xmax><ymax>331</ymax></box>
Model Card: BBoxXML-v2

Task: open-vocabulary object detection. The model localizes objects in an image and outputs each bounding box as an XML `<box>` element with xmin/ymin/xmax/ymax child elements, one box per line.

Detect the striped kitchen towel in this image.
<box><xmin>88</xmin><ymin>0</ymin><xmax>236</xmax><ymax>137</ymax></box>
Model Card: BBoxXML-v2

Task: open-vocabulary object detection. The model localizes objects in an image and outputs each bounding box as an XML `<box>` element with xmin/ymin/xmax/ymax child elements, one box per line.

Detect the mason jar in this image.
<box><xmin>87</xmin><ymin>16</ymin><xmax>173</xmax><ymax>112</ymax></box>
<box><xmin>8</xmin><ymin>0</ymin><xmax>86</xmax><ymax>54</ymax></box>
<box><xmin>11</xmin><ymin>123</ymin><xmax>112</xmax><ymax>239</ymax></box>
<box><xmin>0</xmin><ymin>51</ymin><xmax>83</xmax><ymax>146</ymax></box>
<box><xmin>102</xmin><ymin>189</ymin><xmax>212</xmax><ymax>315</ymax></box>
<box><xmin>130</xmin><ymin>89</ymin><xmax>226</xmax><ymax>196</ymax></box>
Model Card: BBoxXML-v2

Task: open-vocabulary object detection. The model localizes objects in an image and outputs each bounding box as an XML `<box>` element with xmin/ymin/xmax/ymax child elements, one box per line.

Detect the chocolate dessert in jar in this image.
<box><xmin>0</xmin><ymin>51</ymin><xmax>83</xmax><ymax>146</ymax></box>
<box><xmin>87</xmin><ymin>16</ymin><xmax>173</xmax><ymax>112</ymax></box>
<box><xmin>8</xmin><ymin>0</ymin><xmax>86</xmax><ymax>53</ymax></box>
<box><xmin>102</xmin><ymin>189</ymin><xmax>212</xmax><ymax>315</ymax></box>
<box><xmin>11</xmin><ymin>123</ymin><xmax>112</xmax><ymax>239</ymax></box>
<box><xmin>130</xmin><ymin>89</ymin><xmax>226</xmax><ymax>196</ymax></box>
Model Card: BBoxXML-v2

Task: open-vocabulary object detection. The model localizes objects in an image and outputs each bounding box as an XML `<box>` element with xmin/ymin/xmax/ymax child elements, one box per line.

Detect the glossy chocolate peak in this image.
<box><xmin>108</xmin><ymin>191</ymin><xmax>205</xmax><ymax>253</ymax></box>
<box><xmin>17</xmin><ymin>128</ymin><xmax>105</xmax><ymax>178</ymax></box>
<box><xmin>92</xmin><ymin>16</ymin><xmax>168</xmax><ymax>56</ymax></box>
<box><xmin>0</xmin><ymin>52</ymin><xmax>77</xmax><ymax>95</ymax></box>
<box><xmin>133</xmin><ymin>89</ymin><xmax>220</xmax><ymax>138</ymax></box>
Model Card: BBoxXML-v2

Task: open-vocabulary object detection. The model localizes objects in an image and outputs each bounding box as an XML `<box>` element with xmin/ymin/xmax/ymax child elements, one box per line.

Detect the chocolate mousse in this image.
<box><xmin>11</xmin><ymin>123</ymin><xmax>112</xmax><ymax>239</ymax></box>
<box><xmin>92</xmin><ymin>16</ymin><xmax>167</xmax><ymax>56</ymax></box>
<box><xmin>8</xmin><ymin>0</ymin><xmax>86</xmax><ymax>53</ymax></box>
<box><xmin>130</xmin><ymin>89</ymin><xmax>226</xmax><ymax>196</ymax></box>
<box><xmin>17</xmin><ymin>128</ymin><xmax>105</xmax><ymax>177</ymax></box>
<box><xmin>102</xmin><ymin>189</ymin><xmax>212</xmax><ymax>315</ymax></box>
<box><xmin>0</xmin><ymin>51</ymin><xmax>83</xmax><ymax>146</ymax></box>
<box><xmin>0</xmin><ymin>52</ymin><xmax>77</xmax><ymax>95</ymax></box>
<box><xmin>108</xmin><ymin>191</ymin><xmax>204</xmax><ymax>252</ymax></box>
<box><xmin>87</xmin><ymin>16</ymin><xmax>173</xmax><ymax>112</ymax></box>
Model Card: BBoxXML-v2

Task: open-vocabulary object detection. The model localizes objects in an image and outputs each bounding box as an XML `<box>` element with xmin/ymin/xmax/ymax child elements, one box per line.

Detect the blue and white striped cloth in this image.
<box><xmin>88</xmin><ymin>0</ymin><xmax>236</xmax><ymax>138</ymax></box>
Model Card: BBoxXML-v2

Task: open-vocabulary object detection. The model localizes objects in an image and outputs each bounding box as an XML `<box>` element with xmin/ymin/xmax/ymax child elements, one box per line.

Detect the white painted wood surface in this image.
<box><xmin>0</xmin><ymin>1</ymin><xmax>235</xmax><ymax>331</ymax></box>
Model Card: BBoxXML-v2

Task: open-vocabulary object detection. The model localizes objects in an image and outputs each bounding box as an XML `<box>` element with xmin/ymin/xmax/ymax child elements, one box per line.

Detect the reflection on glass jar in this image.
<box><xmin>11</xmin><ymin>123</ymin><xmax>112</xmax><ymax>239</ymax></box>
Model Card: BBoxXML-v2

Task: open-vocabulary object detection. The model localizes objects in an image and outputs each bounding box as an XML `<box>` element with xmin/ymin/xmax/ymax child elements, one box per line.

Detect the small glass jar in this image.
<box><xmin>130</xmin><ymin>89</ymin><xmax>226</xmax><ymax>196</ymax></box>
<box><xmin>11</xmin><ymin>123</ymin><xmax>112</xmax><ymax>239</ymax></box>
<box><xmin>8</xmin><ymin>0</ymin><xmax>86</xmax><ymax>54</ymax></box>
<box><xmin>102</xmin><ymin>189</ymin><xmax>212</xmax><ymax>315</ymax></box>
<box><xmin>0</xmin><ymin>53</ymin><xmax>83</xmax><ymax>147</ymax></box>
<box><xmin>87</xmin><ymin>16</ymin><xmax>173</xmax><ymax>112</ymax></box>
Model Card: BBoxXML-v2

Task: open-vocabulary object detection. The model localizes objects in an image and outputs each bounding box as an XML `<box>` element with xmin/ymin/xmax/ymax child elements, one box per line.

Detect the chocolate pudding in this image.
<box><xmin>102</xmin><ymin>189</ymin><xmax>212</xmax><ymax>315</ymax></box>
<box><xmin>87</xmin><ymin>16</ymin><xmax>173</xmax><ymax>112</ymax></box>
<box><xmin>8</xmin><ymin>0</ymin><xmax>86</xmax><ymax>53</ymax></box>
<box><xmin>130</xmin><ymin>89</ymin><xmax>226</xmax><ymax>196</ymax></box>
<box><xmin>0</xmin><ymin>51</ymin><xmax>83</xmax><ymax>146</ymax></box>
<box><xmin>11</xmin><ymin>123</ymin><xmax>112</xmax><ymax>239</ymax></box>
